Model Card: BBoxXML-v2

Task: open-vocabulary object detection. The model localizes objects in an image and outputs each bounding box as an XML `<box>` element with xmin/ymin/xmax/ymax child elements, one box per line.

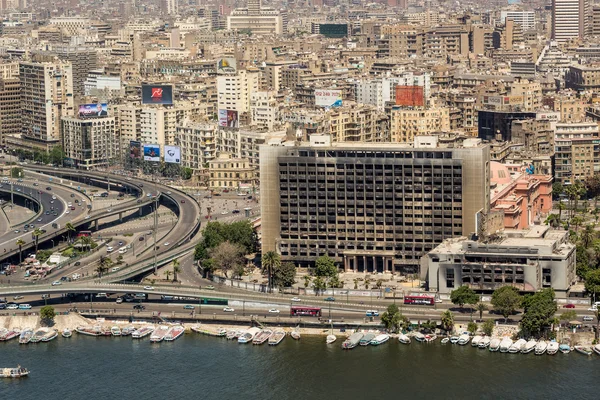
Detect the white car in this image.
<box><xmin>106</xmin><ymin>246</ymin><xmax>114</xmax><ymax>252</ymax></box>
<box><xmin>65</xmin><ymin>210</ymin><xmax>70</xmax><ymax>214</ymax></box>
<box><xmin>221</xmin><ymin>211</ymin><xmax>228</xmax><ymax>215</ymax></box>
<box><xmin>583</xmin><ymin>316</ymin><xmax>594</xmax><ymax>322</ymax></box>
<box><xmin>588</xmin><ymin>307</ymin><xmax>598</xmax><ymax>312</ymax></box>
<box><xmin>144</xmin><ymin>286</ymin><xmax>155</xmax><ymax>290</ymax></box>
<box><xmin>223</xmin><ymin>307</ymin><xmax>235</xmax><ymax>312</ymax></box>
<box><xmin>291</xmin><ymin>297</ymin><xmax>302</xmax><ymax>302</ymax></box>
<box><xmin>6</xmin><ymin>304</ymin><xmax>18</xmax><ymax>310</ymax></box>
<box><xmin>106</xmin><ymin>209</ymin><xmax>112</xmax><ymax>212</ymax></box>
<box><xmin>163</xmin><ymin>242</ymin><xmax>170</xmax><ymax>246</ymax></box>
<box><xmin>85</xmin><ymin>215</ymin><xmax>91</xmax><ymax>220</ymax></box>
<box><xmin>268</xmin><ymin>308</ymin><xmax>280</xmax><ymax>314</ymax></box>
<box><xmin>51</xmin><ymin>280</ymin><xmax>61</xmax><ymax>286</ymax></box>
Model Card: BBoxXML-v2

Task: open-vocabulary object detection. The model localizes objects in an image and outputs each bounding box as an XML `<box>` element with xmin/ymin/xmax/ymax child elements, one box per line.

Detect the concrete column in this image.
<box><xmin>362</xmin><ymin>256</ymin><xmax>366</xmax><ymax>273</ymax></box>
<box><xmin>344</xmin><ymin>256</ymin><xmax>349</xmax><ymax>272</ymax></box>
<box><xmin>392</xmin><ymin>259</ymin><xmax>396</xmax><ymax>274</ymax></box>
<box><xmin>373</xmin><ymin>256</ymin><xmax>377</xmax><ymax>273</ymax></box>
<box><xmin>353</xmin><ymin>256</ymin><xmax>357</xmax><ymax>272</ymax></box>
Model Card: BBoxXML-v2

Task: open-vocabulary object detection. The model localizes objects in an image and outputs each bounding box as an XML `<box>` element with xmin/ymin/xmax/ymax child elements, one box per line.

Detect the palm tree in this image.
<box><xmin>65</xmin><ymin>223</ymin><xmax>75</xmax><ymax>243</ymax></box>
<box><xmin>571</xmin><ymin>215</ymin><xmax>584</xmax><ymax>233</ymax></box>
<box><xmin>33</xmin><ymin>228</ymin><xmax>43</xmax><ymax>254</ymax></box>
<box><xmin>164</xmin><ymin>270</ymin><xmax>172</xmax><ymax>281</ymax></box>
<box><xmin>476</xmin><ymin>303</ymin><xmax>488</xmax><ymax>321</ymax></box>
<box><xmin>261</xmin><ymin>251</ymin><xmax>281</xmax><ymax>292</ymax></box>
<box><xmin>172</xmin><ymin>258</ymin><xmax>181</xmax><ymax>282</ymax></box>
<box><xmin>303</xmin><ymin>275</ymin><xmax>312</xmax><ymax>288</ymax></box>
<box><xmin>16</xmin><ymin>238</ymin><xmax>26</xmax><ymax>264</ymax></box>
<box><xmin>565</xmin><ymin>182</ymin><xmax>585</xmax><ymax>218</ymax></box>
<box><xmin>96</xmin><ymin>256</ymin><xmax>112</xmax><ymax>277</ymax></box>
<box><xmin>441</xmin><ymin>310</ymin><xmax>454</xmax><ymax>333</ymax></box>
<box><xmin>78</xmin><ymin>236</ymin><xmax>94</xmax><ymax>252</ymax></box>
<box><xmin>557</xmin><ymin>202</ymin><xmax>566</xmax><ymax>223</ymax></box>
<box><xmin>581</xmin><ymin>224</ymin><xmax>596</xmax><ymax>248</ymax></box>
<box><xmin>545</xmin><ymin>214</ymin><xmax>560</xmax><ymax>228</ymax></box>
<box><xmin>353</xmin><ymin>278</ymin><xmax>360</xmax><ymax>289</ymax></box>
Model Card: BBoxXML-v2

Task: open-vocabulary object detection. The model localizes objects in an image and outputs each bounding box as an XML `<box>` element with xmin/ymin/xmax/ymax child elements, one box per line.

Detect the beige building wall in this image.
<box><xmin>390</xmin><ymin>107</ymin><xmax>450</xmax><ymax>143</ymax></box>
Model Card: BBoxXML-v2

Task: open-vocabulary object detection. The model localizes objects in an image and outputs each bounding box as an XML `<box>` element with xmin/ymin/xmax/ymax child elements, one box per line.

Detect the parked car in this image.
<box><xmin>563</xmin><ymin>304</ymin><xmax>576</xmax><ymax>309</ymax></box>
<box><xmin>205</xmin><ymin>285</ymin><xmax>215</xmax><ymax>290</ymax></box>
<box><xmin>18</xmin><ymin>304</ymin><xmax>32</xmax><ymax>310</ymax></box>
<box><xmin>324</xmin><ymin>297</ymin><xmax>336</xmax><ymax>302</ymax></box>
<box><xmin>133</xmin><ymin>304</ymin><xmax>145</xmax><ymax>310</ymax></box>
<box><xmin>51</xmin><ymin>280</ymin><xmax>61</xmax><ymax>286</ymax></box>
<box><xmin>7</xmin><ymin>303</ymin><xmax>19</xmax><ymax>310</ymax></box>
<box><xmin>583</xmin><ymin>316</ymin><xmax>594</xmax><ymax>322</ymax></box>
<box><xmin>116</xmin><ymin>297</ymin><xmax>123</xmax><ymax>304</ymax></box>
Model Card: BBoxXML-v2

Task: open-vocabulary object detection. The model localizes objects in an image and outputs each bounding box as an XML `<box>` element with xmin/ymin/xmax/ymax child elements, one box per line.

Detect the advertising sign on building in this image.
<box><xmin>141</xmin><ymin>84</ymin><xmax>174</xmax><ymax>105</ymax></box>
<box><xmin>315</xmin><ymin>89</ymin><xmax>343</xmax><ymax>107</ymax></box>
<box><xmin>143</xmin><ymin>144</ymin><xmax>161</xmax><ymax>162</ymax></box>
<box><xmin>164</xmin><ymin>145</ymin><xmax>181</xmax><ymax>164</ymax></box>
<box><xmin>483</xmin><ymin>96</ymin><xmax>503</xmax><ymax>106</ymax></box>
<box><xmin>79</xmin><ymin>103</ymin><xmax>108</xmax><ymax>118</ymax></box>
<box><xmin>216</xmin><ymin>58</ymin><xmax>237</xmax><ymax>74</ymax></box>
<box><xmin>395</xmin><ymin>86</ymin><xmax>425</xmax><ymax>107</ymax></box>
<box><xmin>218</xmin><ymin>109</ymin><xmax>239</xmax><ymax>128</ymax></box>
<box><xmin>129</xmin><ymin>141</ymin><xmax>141</xmax><ymax>158</ymax></box>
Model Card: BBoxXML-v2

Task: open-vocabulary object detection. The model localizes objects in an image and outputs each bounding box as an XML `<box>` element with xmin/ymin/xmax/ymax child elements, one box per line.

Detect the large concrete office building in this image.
<box><xmin>426</xmin><ymin>226</ymin><xmax>576</xmax><ymax>298</ymax></box>
<box><xmin>61</xmin><ymin>116</ymin><xmax>117</xmax><ymax>169</ymax></box>
<box><xmin>552</xmin><ymin>0</ymin><xmax>591</xmax><ymax>42</ymax></box>
<box><xmin>261</xmin><ymin>135</ymin><xmax>490</xmax><ymax>274</ymax></box>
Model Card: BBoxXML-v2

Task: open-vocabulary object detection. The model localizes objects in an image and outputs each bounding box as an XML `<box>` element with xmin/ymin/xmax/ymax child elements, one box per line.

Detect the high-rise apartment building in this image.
<box><xmin>390</xmin><ymin>106</ymin><xmax>450</xmax><ymax>143</ymax></box>
<box><xmin>19</xmin><ymin>61</ymin><xmax>74</xmax><ymax>150</ymax></box>
<box><xmin>54</xmin><ymin>46</ymin><xmax>98</xmax><ymax>98</ymax></box>
<box><xmin>260</xmin><ymin>135</ymin><xmax>490</xmax><ymax>273</ymax></box>
<box><xmin>554</xmin><ymin>121</ymin><xmax>600</xmax><ymax>184</ymax></box>
<box><xmin>217</xmin><ymin>69</ymin><xmax>260</xmax><ymax>114</ymax></box>
<box><xmin>0</xmin><ymin>62</ymin><xmax>20</xmax><ymax>145</ymax></box>
<box><xmin>500</xmin><ymin>9</ymin><xmax>536</xmax><ymax>31</ymax></box>
<box><xmin>61</xmin><ymin>117</ymin><xmax>117</xmax><ymax>169</ymax></box>
<box><xmin>227</xmin><ymin>0</ymin><xmax>283</xmax><ymax>34</ymax></box>
<box><xmin>552</xmin><ymin>0</ymin><xmax>591</xmax><ymax>42</ymax></box>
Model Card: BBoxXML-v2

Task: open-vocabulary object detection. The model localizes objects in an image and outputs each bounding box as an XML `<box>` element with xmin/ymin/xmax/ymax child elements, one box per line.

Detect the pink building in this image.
<box><xmin>490</xmin><ymin>162</ymin><xmax>553</xmax><ymax>230</ymax></box>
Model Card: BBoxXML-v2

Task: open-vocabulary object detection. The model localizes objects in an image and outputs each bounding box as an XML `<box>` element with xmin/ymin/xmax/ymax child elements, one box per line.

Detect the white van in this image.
<box><xmin>106</xmin><ymin>246</ymin><xmax>114</xmax><ymax>253</ymax></box>
<box><xmin>118</xmin><ymin>247</ymin><xmax>127</xmax><ymax>254</ymax></box>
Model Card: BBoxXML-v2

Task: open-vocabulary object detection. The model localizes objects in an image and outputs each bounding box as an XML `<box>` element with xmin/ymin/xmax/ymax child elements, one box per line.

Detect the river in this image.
<box><xmin>1</xmin><ymin>334</ymin><xmax>599</xmax><ymax>399</ymax></box>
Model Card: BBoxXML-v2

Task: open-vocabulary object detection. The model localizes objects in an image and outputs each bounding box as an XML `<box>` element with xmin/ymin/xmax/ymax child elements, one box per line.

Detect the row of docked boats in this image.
<box><xmin>16</xmin><ymin>328</ymin><xmax>58</xmax><ymax>344</ymax></box>
<box><xmin>341</xmin><ymin>332</ymin><xmax>391</xmax><ymax>349</ymax></box>
<box><xmin>202</xmin><ymin>326</ymin><xmax>290</xmax><ymax>346</ymax></box>
<box><xmin>73</xmin><ymin>324</ymin><xmax>184</xmax><ymax>342</ymax></box>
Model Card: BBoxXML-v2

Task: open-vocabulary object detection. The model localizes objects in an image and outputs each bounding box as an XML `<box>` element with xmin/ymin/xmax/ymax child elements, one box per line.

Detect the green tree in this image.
<box><xmin>380</xmin><ymin>304</ymin><xmax>404</xmax><ymax>333</ymax></box>
<box><xmin>482</xmin><ymin>320</ymin><xmax>495</xmax><ymax>336</ymax></box>
<box><xmin>96</xmin><ymin>256</ymin><xmax>112</xmax><ymax>277</ymax></box>
<box><xmin>77</xmin><ymin>235</ymin><xmax>94</xmax><ymax>252</ymax></box>
<box><xmin>314</xmin><ymin>255</ymin><xmax>338</xmax><ymax>278</ymax></box>
<box><xmin>520</xmin><ymin>288</ymin><xmax>557</xmax><ymax>338</ymax></box>
<box><xmin>209</xmin><ymin>241</ymin><xmax>245</xmax><ymax>278</ymax></box>
<box><xmin>10</xmin><ymin>167</ymin><xmax>23</xmax><ymax>178</ymax></box>
<box><xmin>328</xmin><ymin>275</ymin><xmax>342</xmax><ymax>289</ymax></box>
<box><xmin>467</xmin><ymin>321</ymin><xmax>478</xmax><ymax>335</ymax></box>
<box><xmin>262</xmin><ymin>251</ymin><xmax>281</xmax><ymax>291</ymax></box>
<box><xmin>312</xmin><ymin>276</ymin><xmax>326</xmax><ymax>295</ymax></box>
<box><xmin>65</xmin><ymin>223</ymin><xmax>75</xmax><ymax>243</ymax></box>
<box><xmin>40</xmin><ymin>306</ymin><xmax>56</xmax><ymax>325</ymax></box>
<box><xmin>557</xmin><ymin>201</ymin><xmax>566</xmax><ymax>222</ymax></box>
<box><xmin>272</xmin><ymin>262</ymin><xmax>296</xmax><ymax>289</ymax></box>
<box><xmin>164</xmin><ymin>269</ymin><xmax>172</xmax><ymax>281</ymax></box>
<box><xmin>181</xmin><ymin>167</ymin><xmax>193</xmax><ymax>180</ymax></box>
<box><xmin>353</xmin><ymin>278</ymin><xmax>359</xmax><ymax>290</ymax></box>
<box><xmin>16</xmin><ymin>238</ymin><xmax>26</xmax><ymax>264</ymax></box>
<box><xmin>585</xmin><ymin>269</ymin><xmax>600</xmax><ymax>301</ymax></box>
<box><xmin>585</xmin><ymin>174</ymin><xmax>600</xmax><ymax>209</ymax></box>
<box><xmin>476</xmin><ymin>303</ymin><xmax>488</xmax><ymax>320</ymax></box>
<box><xmin>172</xmin><ymin>258</ymin><xmax>181</xmax><ymax>282</ymax></box>
<box><xmin>571</xmin><ymin>215</ymin><xmax>584</xmax><ymax>232</ymax></box>
<box><xmin>450</xmin><ymin>285</ymin><xmax>479</xmax><ymax>309</ymax></box>
<box><xmin>552</xmin><ymin>182</ymin><xmax>564</xmax><ymax>200</ymax></box>
<box><xmin>33</xmin><ymin>228</ymin><xmax>43</xmax><ymax>253</ymax></box>
<box><xmin>48</xmin><ymin>146</ymin><xmax>64</xmax><ymax>165</ymax></box>
<box><xmin>491</xmin><ymin>286</ymin><xmax>521</xmax><ymax>322</ymax></box>
<box><xmin>558</xmin><ymin>310</ymin><xmax>578</xmax><ymax>328</ymax></box>
<box><xmin>303</xmin><ymin>275</ymin><xmax>312</xmax><ymax>288</ymax></box>
<box><xmin>581</xmin><ymin>224</ymin><xmax>597</xmax><ymax>249</ymax></box>
<box><xmin>545</xmin><ymin>214</ymin><xmax>561</xmax><ymax>228</ymax></box>
<box><xmin>565</xmin><ymin>182</ymin><xmax>585</xmax><ymax>218</ymax></box>
<box><xmin>441</xmin><ymin>310</ymin><xmax>454</xmax><ymax>332</ymax></box>
<box><xmin>576</xmin><ymin>244</ymin><xmax>591</xmax><ymax>280</ymax></box>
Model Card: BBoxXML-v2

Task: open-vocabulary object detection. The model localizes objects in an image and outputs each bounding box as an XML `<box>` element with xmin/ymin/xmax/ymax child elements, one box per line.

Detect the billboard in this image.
<box><xmin>218</xmin><ymin>109</ymin><xmax>239</xmax><ymax>128</ymax></box>
<box><xmin>395</xmin><ymin>86</ymin><xmax>425</xmax><ymax>107</ymax></box>
<box><xmin>129</xmin><ymin>141</ymin><xmax>141</xmax><ymax>159</ymax></box>
<box><xmin>141</xmin><ymin>84</ymin><xmax>173</xmax><ymax>105</ymax></box>
<box><xmin>164</xmin><ymin>145</ymin><xmax>181</xmax><ymax>164</ymax></box>
<box><xmin>315</xmin><ymin>89</ymin><xmax>342</xmax><ymax>107</ymax></box>
<box><xmin>216</xmin><ymin>58</ymin><xmax>237</xmax><ymax>74</ymax></box>
<box><xmin>79</xmin><ymin>103</ymin><xmax>108</xmax><ymax>117</ymax></box>
<box><xmin>143</xmin><ymin>144</ymin><xmax>160</xmax><ymax>162</ymax></box>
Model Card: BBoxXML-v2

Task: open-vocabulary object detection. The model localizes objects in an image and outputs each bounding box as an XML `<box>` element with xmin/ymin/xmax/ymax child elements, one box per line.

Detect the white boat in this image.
<box><xmin>370</xmin><ymin>334</ymin><xmax>390</xmax><ymax>345</ymax></box>
<box><xmin>132</xmin><ymin>326</ymin><xmax>154</xmax><ymax>339</ymax></box>
<box><xmin>150</xmin><ymin>325</ymin><xmax>169</xmax><ymax>343</ymax></box>
<box><xmin>30</xmin><ymin>328</ymin><xmax>49</xmax><ymax>343</ymax></box>
<box><xmin>593</xmin><ymin>344</ymin><xmax>600</xmax><ymax>356</ymax></box>
<box><xmin>424</xmin><ymin>334</ymin><xmax>437</xmax><ymax>343</ymax></box>
<box><xmin>535</xmin><ymin>340</ymin><xmax>548</xmax><ymax>355</ymax></box>
<box><xmin>342</xmin><ymin>332</ymin><xmax>363</xmax><ymax>350</ymax></box>
<box><xmin>449</xmin><ymin>335</ymin><xmax>460</xmax><ymax>344</ymax></box>
<box><xmin>238</xmin><ymin>327</ymin><xmax>261</xmax><ymax>344</ymax></box>
<box><xmin>253</xmin><ymin>329</ymin><xmax>273</xmax><ymax>345</ymax></box>
<box><xmin>41</xmin><ymin>329</ymin><xmax>58</xmax><ymax>342</ymax></box>
<box><xmin>478</xmin><ymin>336</ymin><xmax>491</xmax><ymax>349</ymax></box>
<box><xmin>489</xmin><ymin>338</ymin><xmax>501</xmax><ymax>352</ymax></box>
<box><xmin>471</xmin><ymin>335</ymin><xmax>482</xmax><ymax>347</ymax></box>
<box><xmin>522</xmin><ymin>339</ymin><xmax>537</xmax><ymax>354</ymax></box>
<box><xmin>398</xmin><ymin>333</ymin><xmax>411</xmax><ymax>344</ymax></box>
<box><xmin>547</xmin><ymin>341</ymin><xmax>559</xmax><ymax>355</ymax></box>
<box><xmin>164</xmin><ymin>325</ymin><xmax>185</xmax><ymax>341</ymax></box>
<box><xmin>499</xmin><ymin>338</ymin><xmax>513</xmax><ymax>353</ymax></box>
<box><xmin>441</xmin><ymin>337</ymin><xmax>450</xmax><ymax>344</ymax></box>
<box><xmin>111</xmin><ymin>326</ymin><xmax>121</xmax><ymax>336</ymax></box>
<box><xmin>360</xmin><ymin>333</ymin><xmax>376</xmax><ymax>346</ymax></box>
<box><xmin>326</xmin><ymin>334</ymin><xmax>337</xmax><ymax>344</ymax></box>
<box><xmin>121</xmin><ymin>326</ymin><xmax>135</xmax><ymax>336</ymax></box>
<box><xmin>414</xmin><ymin>332</ymin><xmax>426</xmax><ymax>342</ymax></box>
<box><xmin>226</xmin><ymin>330</ymin><xmax>239</xmax><ymax>340</ymax></box>
<box><xmin>509</xmin><ymin>339</ymin><xmax>527</xmax><ymax>353</ymax></box>
<box><xmin>61</xmin><ymin>329</ymin><xmax>72</xmax><ymax>338</ymax></box>
<box><xmin>268</xmin><ymin>329</ymin><xmax>286</xmax><ymax>346</ymax></box>
<box><xmin>0</xmin><ymin>367</ymin><xmax>29</xmax><ymax>378</ymax></box>
<box><xmin>291</xmin><ymin>330</ymin><xmax>301</xmax><ymax>340</ymax></box>
<box><xmin>0</xmin><ymin>328</ymin><xmax>20</xmax><ymax>341</ymax></box>
<box><xmin>457</xmin><ymin>334</ymin><xmax>470</xmax><ymax>345</ymax></box>
<box><xmin>574</xmin><ymin>346</ymin><xmax>593</xmax><ymax>356</ymax></box>
<box><xmin>75</xmin><ymin>326</ymin><xmax>102</xmax><ymax>337</ymax></box>
<box><xmin>559</xmin><ymin>344</ymin><xmax>571</xmax><ymax>354</ymax></box>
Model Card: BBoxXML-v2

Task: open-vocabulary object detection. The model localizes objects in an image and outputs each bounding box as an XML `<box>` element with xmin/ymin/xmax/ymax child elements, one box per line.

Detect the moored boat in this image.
<box><xmin>398</xmin><ymin>333</ymin><xmax>411</xmax><ymax>344</ymax></box>
<box><xmin>535</xmin><ymin>340</ymin><xmax>548</xmax><ymax>355</ymax></box>
<box><xmin>424</xmin><ymin>334</ymin><xmax>437</xmax><ymax>343</ymax></box>
<box><xmin>457</xmin><ymin>334</ymin><xmax>470</xmax><ymax>345</ymax></box>
<box><xmin>238</xmin><ymin>327</ymin><xmax>261</xmax><ymax>344</ymax></box>
<box><xmin>132</xmin><ymin>326</ymin><xmax>154</xmax><ymax>339</ymax></box>
<box><xmin>291</xmin><ymin>330</ymin><xmax>301</xmax><ymax>340</ymax></box>
<box><xmin>478</xmin><ymin>336</ymin><xmax>491</xmax><ymax>349</ymax></box>
<box><xmin>30</xmin><ymin>328</ymin><xmax>49</xmax><ymax>343</ymax></box>
<box><xmin>268</xmin><ymin>329</ymin><xmax>286</xmax><ymax>346</ymax></box>
<box><xmin>164</xmin><ymin>325</ymin><xmax>185</xmax><ymax>341</ymax></box>
<box><xmin>471</xmin><ymin>335</ymin><xmax>482</xmax><ymax>347</ymax></box>
<box><xmin>441</xmin><ymin>337</ymin><xmax>450</xmax><ymax>344</ymax></box>
<box><xmin>41</xmin><ymin>329</ymin><xmax>58</xmax><ymax>342</ymax></box>
<box><xmin>150</xmin><ymin>325</ymin><xmax>170</xmax><ymax>343</ymax></box>
<box><xmin>0</xmin><ymin>328</ymin><xmax>20</xmax><ymax>341</ymax></box>
<box><xmin>547</xmin><ymin>341</ymin><xmax>559</xmax><ymax>355</ymax></box>
<box><xmin>1</xmin><ymin>367</ymin><xmax>29</xmax><ymax>378</ymax></box>
<box><xmin>521</xmin><ymin>339</ymin><xmax>537</xmax><ymax>354</ymax></box>
<box><xmin>61</xmin><ymin>328</ymin><xmax>72</xmax><ymax>338</ymax></box>
<box><xmin>342</xmin><ymin>332</ymin><xmax>363</xmax><ymax>350</ymax></box>
<box><xmin>76</xmin><ymin>326</ymin><xmax>101</xmax><ymax>337</ymax></box>
<box><xmin>326</xmin><ymin>334</ymin><xmax>337</xmax><ymax>344</ymax></box>
<box><xmin>509</xmin><ymin>339</ymin><xmax>527</xmax><ymax>353</ymax></box>
<box><xmin>575</xmin><ymin>345</ymin><xmax>593</xmax><ymax>356</ymax></box>
<box><xmin>593</xmin><ymin>344</ymin><xmax>600</xmax><ymax>356</ymax></box>
<box><xmin>449</xmin><ymin>336</ymin><xmax>460</xmax><ymax>344</ymax></box>
<box><xmin>414</xmin><ymin>332</ymin><xmax>426</xmax><ymax>343</ymax></box>
<box><xmin>19</xmin><ymin>329</ymin><xmax>33</xmax><ymax>344</ymax></box>
<box><xmin>252</xmin><ymin>329</ymin><xmax>273</xmax><ymax>345</ymax></box>
<box><xmin>489</xmin><ymin>338</ymin><xmax>501</xmax><ymax>352</ymax></box>
<box><xmin>111</xmin><ymin>326</ymin><xmax>121</xmax><ymax>336</ymax></box>
<box><xmin>499</xmin><ymin>338</ymin><xmax>513</xmax><ymax>353</ymax></box>
<box><xmin>226</xmin><ymin>330</ymin><xmax>239</xmax><ymax>340</ymax></box>
<box><xmin>559</xmin><ymin>344</ymin><xmax>571</xmax><ymax>354</ymax></box>
<box><xmin>121</xmin><ymin>326</ymin><xmax>135</xmax><ymax>336</ymax></box>
<box><xmin>370</xmin><ymin>334</ymin><xmax>390</xmax><ymax>345</ymax></box>
<box><xmin>360</xmin><ymin>333</ymin><xmax>376</xmax><ymax>346</ymax></box>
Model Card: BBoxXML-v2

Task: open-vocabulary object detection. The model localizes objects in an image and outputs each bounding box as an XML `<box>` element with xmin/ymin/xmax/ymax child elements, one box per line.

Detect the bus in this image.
<box><xmin>404</xmin><ymin>295</ymin><xmax>435</xmax><ymax>306</ymax></box>
<box><xmin>77</xmin><ymin>230</ymin><xmax>92</xmax><ymax>237</ymax></box>
<box><xmin>290</xmin><ymin>306</ymin><xmax>322</xmax><ymax>317</ymax></box>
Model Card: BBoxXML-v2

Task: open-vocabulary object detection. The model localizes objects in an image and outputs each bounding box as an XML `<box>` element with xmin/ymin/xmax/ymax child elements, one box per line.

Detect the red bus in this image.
<box><xmin>404</xmin><ymin>295</ymin><xmax>435</xmax><ymax>306</ymax></box>
<box><xmin>290</xmin><ymin>306</ymin><xmax>322</xmax><ymax>317</ymax></box>
<box><xmin>77</xmin><ymin>230</ymin><xmax>92</xmax><ymax>237</ymax></box>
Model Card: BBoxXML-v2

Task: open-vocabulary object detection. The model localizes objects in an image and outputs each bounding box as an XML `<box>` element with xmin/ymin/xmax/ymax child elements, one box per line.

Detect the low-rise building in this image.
<box><xmin>209</xmin><ymin>153</ymin><xmax>255</xmax><ymax>190</ymax></box>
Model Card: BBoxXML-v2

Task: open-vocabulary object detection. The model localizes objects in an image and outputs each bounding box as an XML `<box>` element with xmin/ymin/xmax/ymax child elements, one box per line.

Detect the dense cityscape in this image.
<box><xmin>1</xmin><ymin>0</ymin><xmax>600</xmax><ymax>395</ymax></box>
